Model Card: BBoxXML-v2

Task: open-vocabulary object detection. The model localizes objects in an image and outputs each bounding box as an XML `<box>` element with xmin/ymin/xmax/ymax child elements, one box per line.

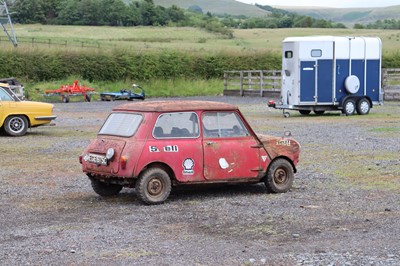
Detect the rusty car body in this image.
<box><xmin>80</xmin><ymin>100</ymin><xmax>300</xmax><ymax>204</ymax></box>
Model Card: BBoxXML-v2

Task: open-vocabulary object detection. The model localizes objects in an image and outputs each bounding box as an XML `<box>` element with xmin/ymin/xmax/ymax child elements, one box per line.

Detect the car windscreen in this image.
<box><xmin>98</xmin><ymin>113</ymin><xmax>143</xmax><ymax>137</ymax></box>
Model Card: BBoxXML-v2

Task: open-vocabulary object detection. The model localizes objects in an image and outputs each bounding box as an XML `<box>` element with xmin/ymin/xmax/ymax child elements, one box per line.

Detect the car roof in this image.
<box><xmin>113</xmin><ymin>100</ymin><xmax>238</xmax><ymax>112</ymax></box>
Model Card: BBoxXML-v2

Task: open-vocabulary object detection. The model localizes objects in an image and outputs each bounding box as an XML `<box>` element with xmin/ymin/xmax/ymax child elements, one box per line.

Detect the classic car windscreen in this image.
<box><xmin>99</xmin><ymin>113</ymin><xmax>143</xmax><ymax>137</ymax></box>
<box><xmin>0</xmin><ymin>88</ymin><xmax>14</xmax><ymax>101</ymax></box>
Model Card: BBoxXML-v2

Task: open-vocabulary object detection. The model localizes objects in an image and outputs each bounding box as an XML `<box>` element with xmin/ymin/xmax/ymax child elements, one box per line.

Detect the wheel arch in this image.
<box><xmin>339</xmin><ymin>95</ymin><xmax>372</xmax><ymax>108</ymax></box>
<box><xmin>139</xmin><ymin>162</ymin><xmax>176</xmax><ymax>183</ymax></box>
<box><xmin>266</xmin><ymin>156</ymin><xmax>297</xmax><ymax>175</ymax></box>
<box><xmin>5</xmin><ymin>114</ymin><xmax>32</xmax><ymax>127</ymax></box>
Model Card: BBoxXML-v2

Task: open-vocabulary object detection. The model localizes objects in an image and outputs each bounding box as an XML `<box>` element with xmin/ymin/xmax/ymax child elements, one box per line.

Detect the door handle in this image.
<box><xmin>206</xmin><ymin>141</ymin><xmax>215</xmax><ymax>145</ymax></box>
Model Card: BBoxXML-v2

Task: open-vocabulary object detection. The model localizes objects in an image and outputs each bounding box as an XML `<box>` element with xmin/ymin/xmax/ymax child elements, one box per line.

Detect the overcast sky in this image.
<box><xmin>236</xmin><ymin>0</ymin><xmax>400</xmax><ymax>8</ymax></box>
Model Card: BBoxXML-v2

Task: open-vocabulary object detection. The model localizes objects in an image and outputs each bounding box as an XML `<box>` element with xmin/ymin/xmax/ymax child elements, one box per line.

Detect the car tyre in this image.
<box><xmin>356</xmin><ymin>98</ymin><xmax>370</xmax><ymax>115</ymax></box>
<box><xmin>91</xmin><ymin>179</ymin><xmax>123</xmax><ymax>197</ymax></box>
<box><xmin>342</xmin><ymin>98</ymin><xmax>356</xmax><ymax>116</ymax></box>
<box><xmin>4</xmin><ymin>115</ymin><xmax>28</xmax><ymax>136</ymax></box>
<box><xmin>136</xmin><ymin>168</ymin><xmax>171</xmax><ymax>204</ymax></box>
<box><xmin>85</xmin><ymin>94</ymin><xmax>91</xmax><ymax>102</ymax></box>
<box><xmin>63</xmin><ymin>95</ymin><xmax>70</xmax><ymax>103</ymax></box>
<box><xmin>299</xmin><ymin>110</ymin><xmax>311</xmax><ymax>115</ymax></box>
<box><xmin>265</xmin><ymin>158</ymin><xmax>294</xmax><ymax>193</ymax></box>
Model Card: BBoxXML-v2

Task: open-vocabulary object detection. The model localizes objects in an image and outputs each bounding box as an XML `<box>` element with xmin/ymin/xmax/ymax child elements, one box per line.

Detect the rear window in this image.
<box><xmin>99</xmin><ymin>113</ymin><xmax>143</xmax><ymax>137</ymax></box>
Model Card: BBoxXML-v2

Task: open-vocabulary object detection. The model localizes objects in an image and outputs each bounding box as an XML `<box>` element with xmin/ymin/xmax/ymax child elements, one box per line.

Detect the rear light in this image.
<box><xmin>120</xmin><ymin>156</ymin><xmax>127</xmax><ymax>169</ymax></box>
<box><xmin>268</xmin><ymin>100</ymin><xmax>275</xmax><ymax>107</ymax></box>
<box><xmin>79</xmin><ymin>155</ymin><xmax>83</xmax><ymax>164</ymax></box>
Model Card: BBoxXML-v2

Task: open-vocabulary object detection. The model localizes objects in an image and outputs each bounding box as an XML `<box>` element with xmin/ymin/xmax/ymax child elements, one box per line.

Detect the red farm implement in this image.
<box><xmin>44</xmin><ymin>80</ymin><xmax>96</xmax><ymax>103</ymax></box>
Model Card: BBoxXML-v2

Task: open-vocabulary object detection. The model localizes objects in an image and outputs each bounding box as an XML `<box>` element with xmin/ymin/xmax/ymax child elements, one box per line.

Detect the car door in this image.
<box><xmin>202</xmin><ymin>111</ymin><xmax>260</xmax><ymax>180</ymax></box>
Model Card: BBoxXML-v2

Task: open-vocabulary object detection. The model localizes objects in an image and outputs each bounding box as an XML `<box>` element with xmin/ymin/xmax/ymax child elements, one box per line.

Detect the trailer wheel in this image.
<box><xmin>85</xmin><ymin>94</ymin><xmax>91</xmax><ymax>102</ymax></box>
<box><xmin>265</xmin><ymin>158</ymin><xmax>294</xmax><ymax>193</ymax></box>
<box><xmin>299</xmin><ymin>110</ymin><xmax>311</xmax><ymax>115</ymax></box>
<box><xmin>91</xmin><ymin>179</ymin><xmax>123</xmax><ymax>197</ymax></box>
<box><xmin>314</xmin><ymin>110</ymin><xmax>325</xmax><ymax>115</ymax></box>
<box><xmin>283</xmin><ymin>112</ymin><xmax>290</xmax><ymax>118</ymax></box>
<box><xmin>356</xmin><ymin>98</ymin><xmax>370</xmax><ymax>115</ymax></box>
<box><xmin>136</xmin><ymin>168</ymin><xmax>171</xmax><ymax>204</ymax></box>
<box><xmin>343</xmin><ymin>98</ymin><xmax>356</xmax><ymax>116</ymax></box>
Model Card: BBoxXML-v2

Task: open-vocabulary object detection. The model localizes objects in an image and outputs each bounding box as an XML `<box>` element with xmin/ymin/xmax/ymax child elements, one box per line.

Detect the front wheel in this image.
<box><xmin>4</xmin><ymin>115</ymin><xmax>28</xmax><ymax>136</ymax></box>
<box><xmin>136</xmin><ymin>168</ymin><xmax>171</xmax><ymax>204</ymax></box>
<box><xmin>342</xmin><ymin>98</ymin><xmax>356</xmax><ymax>116</ymax></box>
<box><xmin>265</xmin><ymin>158</ymin><xmax>294</xmax><ymax>193</ymax></box>
<box><xmin>91</xmin><ymin>179</ymin><xmax>123</xmax><ymax>197</ymax></box>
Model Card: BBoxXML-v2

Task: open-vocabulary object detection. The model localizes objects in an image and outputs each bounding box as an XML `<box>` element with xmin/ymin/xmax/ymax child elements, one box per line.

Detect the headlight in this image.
<box><xmin>106</xmin><ymin>148</ymin><xmax>115</xmax><ymax>160</ymax></box>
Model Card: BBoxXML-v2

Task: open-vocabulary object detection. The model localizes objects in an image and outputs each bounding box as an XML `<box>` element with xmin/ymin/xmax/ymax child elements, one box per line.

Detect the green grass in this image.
<box><xmin>25</xmin><ymin>77</ymin><xmax>223</xmax><ymax>101</ymax></box>
<box><xmin>5</xmin><ymin>25</ymin><xmax>400</xmax><ymax>54</ymax></box>
<box><xmin>3</xmin><ymin>25</ymin><xmax>400</xmax><ymax>98</ymax></box>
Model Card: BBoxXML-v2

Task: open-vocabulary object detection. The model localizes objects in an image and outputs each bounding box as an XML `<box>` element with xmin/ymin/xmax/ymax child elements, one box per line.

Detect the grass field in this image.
<box><xmin>3</xmin><ymin>25</ymin><xmax>400</xmax><ymax>54</ymax></box>
<box><xmin>1</xmin><ymin>25</ymin><xmax>400</xmax><ymax>99</ymax></box>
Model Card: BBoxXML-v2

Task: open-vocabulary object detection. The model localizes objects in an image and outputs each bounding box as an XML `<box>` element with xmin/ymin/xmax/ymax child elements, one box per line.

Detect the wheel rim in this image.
<box><xmin>274</xmin><ymin>167</ymin><xmax>288</xmax><ymax>186</ymax></box>
<box><xmin>360</xmin><ymin>101</ymin><xmax>369</xmax><ymax>113</ymax></box>
<box><xmin>345</xmin><ymin>102</ymin><xmax>355</xmax><ymax>114</ymax></box>
<box><xmin>8</xmin><ymin>117</ymin><xmax>25</xmax><ymax>133</ymax></box>
<box><xmin>147</xmin><ymin>178</ymin><xmax>164</xmax><ymax>196</ymax></box>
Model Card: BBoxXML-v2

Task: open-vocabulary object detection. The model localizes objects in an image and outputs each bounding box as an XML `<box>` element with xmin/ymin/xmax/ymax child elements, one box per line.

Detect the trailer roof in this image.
<box><xmin>283</xmin><ymin>36</ymin><xmax>381</xmax><ymax>43</ymax></box>
<box><xmin>113</xmin><ymin>100</ymin><xmax>238</xmax><ymax>112</ymax></box>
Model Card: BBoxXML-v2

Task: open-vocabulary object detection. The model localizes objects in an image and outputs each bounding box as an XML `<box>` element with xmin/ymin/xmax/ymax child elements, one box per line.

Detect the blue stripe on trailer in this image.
<box><xmin>300</xmin><ymin>61</ymin><xmax>315</xmax><ymax>102</ymax></box>
<box><xmin>366</xmin><ymin>59</ymin><xmax>380</xmax><ymax>102</ymax></box>
<box><xmin>317</xmin><ymin>59</ymin><xmax>333</xmax><ymax>103</ymax></box>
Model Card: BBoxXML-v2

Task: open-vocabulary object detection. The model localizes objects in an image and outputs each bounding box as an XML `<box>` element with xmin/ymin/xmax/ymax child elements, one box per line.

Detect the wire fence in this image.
<box><xmin>0</xmin><ymin>36</ymin><xmax>103</xmax><ymax>49</ymax></box>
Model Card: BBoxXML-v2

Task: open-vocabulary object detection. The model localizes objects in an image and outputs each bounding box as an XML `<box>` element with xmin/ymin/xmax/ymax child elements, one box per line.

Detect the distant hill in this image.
<box><xmin>152</xmin><ymin>0</ymin><xmax>270</xmax><ymax>17</ymax></box>
<box><xmin>147</xmin><ymin>1</ymin><xmax>400</xmax><ymax>25</ymax></box>
<box><xmin>270</xmin><ymin>5</ymin><xmax>400</xmax><ymax>24</ymax></box>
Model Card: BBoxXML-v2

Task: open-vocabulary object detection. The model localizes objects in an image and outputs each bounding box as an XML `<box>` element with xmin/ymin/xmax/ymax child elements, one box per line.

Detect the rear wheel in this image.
<box><xmin>343</xmin><ymin>98</ymin><xmax>356</xmax><ymax>116</ymax></box>
<box><xmin>299</xmin><ymin>110</ymin><xmax>311</xmax><ymax>115</ymax></box>
<box><xmin>356</xmin><ymin>98</ymin><xmax>370</xmax><ymax>115</ymax></box>
<box><xmin>91</xmin><ymin>179</ymin><xmax>123</xmax><ymax>197</ymax></box>
<box><xmin>4</xmin><ymin>115</ymin><xmax>28</xmax><ymax>136</ymax></box>
<box><xmin>265</xmin><ymin>159</ymin><xmax>294</xmax><ymax>193</ymax></box>
<box><xmin>136</xmin><ymin>168</ymin><xmax>171</xmax><ymax>204</ymax></box>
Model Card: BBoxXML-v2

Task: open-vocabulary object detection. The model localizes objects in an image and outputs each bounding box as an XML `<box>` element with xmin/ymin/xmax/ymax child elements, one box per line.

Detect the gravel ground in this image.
<box><xmin>1</xmin><ymin>96</ymin><xmax>399</xmax><ymax>265</ymax></box>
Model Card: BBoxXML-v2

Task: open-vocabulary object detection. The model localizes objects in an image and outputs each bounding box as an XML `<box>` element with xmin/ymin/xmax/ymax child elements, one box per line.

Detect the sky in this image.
<box><xmin>236</xmin><ymin>0</ymin><xmax>400</xmax><ymax>8</ymax></box>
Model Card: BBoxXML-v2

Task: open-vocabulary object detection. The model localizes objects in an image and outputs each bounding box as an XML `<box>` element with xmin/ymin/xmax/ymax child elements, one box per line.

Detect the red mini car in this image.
<box><xmin>80</xmin><ymin>101</ymin><xmax>300</xmax><ymax>204</ymax></box>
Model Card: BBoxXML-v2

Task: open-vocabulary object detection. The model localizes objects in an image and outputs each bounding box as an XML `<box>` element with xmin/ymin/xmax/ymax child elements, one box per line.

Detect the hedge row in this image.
<box><xmin>0</xmin><ymin>50</ymin><xmax>281</xmax><ymax>82</ymax></box>
<box><xmin>1</xmin><ymin>49</ymin><xmax>398</xmax><ymax>82</ymax></box>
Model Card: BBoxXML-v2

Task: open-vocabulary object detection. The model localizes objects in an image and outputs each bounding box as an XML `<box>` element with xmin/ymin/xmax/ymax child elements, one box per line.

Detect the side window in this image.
<box><xmin>0</xmin><ymin>88</ymin><xmax>13</xmax><ymax>101</ymax></box>
<box><xmin>311</xmin><ymin>49</ymin><xmax>322</xmax><ymax>57</ymax></box>
<box><xmin>285</xmin><ymin>51</ymin><xmax>293</xmax><ymax>58</ymax></box>
<box><xmin>153</xmin><ymin>112</ymin><xmax>199</xmax><ymax>139</ymax></box>
<box><xmin>202</xmin><ymin>112</ymin><xmax>249</xmax><ymax>138</ymax></box>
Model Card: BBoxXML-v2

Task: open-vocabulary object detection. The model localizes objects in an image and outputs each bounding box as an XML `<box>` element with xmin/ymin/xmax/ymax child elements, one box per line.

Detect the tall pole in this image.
<box><xmin>0</xmin><ymin>1</ymin><xmax>17</xmax><ymax>47</ymax></box>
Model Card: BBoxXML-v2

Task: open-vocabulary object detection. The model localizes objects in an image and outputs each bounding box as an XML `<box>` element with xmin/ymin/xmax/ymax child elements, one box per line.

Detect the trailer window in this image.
<box><xmin>311</xmin><ymin>49</ymin><xmax>322</xmax><ymax>57</ymax></box>
<box><xmin>285</xmin><ymin>51</ymin><xmax>293</xmax><ymax>58</ymax></box>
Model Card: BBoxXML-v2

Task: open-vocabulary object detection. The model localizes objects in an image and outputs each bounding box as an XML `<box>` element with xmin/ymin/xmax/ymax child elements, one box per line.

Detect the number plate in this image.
<box><xmin>84</xmin><ymin>153</ymin><xmax>108</xmax><ymax>166</ymax></box>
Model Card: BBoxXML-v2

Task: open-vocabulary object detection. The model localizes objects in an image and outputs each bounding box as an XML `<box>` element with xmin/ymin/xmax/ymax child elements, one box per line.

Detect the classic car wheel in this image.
<box><xmin>91</xmin><ymin>179</ymin><xmax>123</xmax><ymax>197</ymax></box>
<box><xmin>137</xmin><ymin>168</ymin><xmax>171</xmax><ymax>204</ymax></box>
<box><xmin>4</xmin><ymin>115</ymin><xmax>28</xmax><ymax>136</ymax></box>
<box><xmin>356</xmin><ymin>98</ymin><xmax>370</xmax><ymax>115</ymax></box>
<box><xmin>265</xmin><ymin>159</ymin><xmax>294</xmax><ymax>193</ymax></box>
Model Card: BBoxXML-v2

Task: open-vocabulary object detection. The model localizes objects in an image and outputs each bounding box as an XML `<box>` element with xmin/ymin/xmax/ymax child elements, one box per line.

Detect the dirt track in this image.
<box><xmin>1</xmin><ymin>97</ymin><xmax>399</xmax><ymax>265</ymax></box>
